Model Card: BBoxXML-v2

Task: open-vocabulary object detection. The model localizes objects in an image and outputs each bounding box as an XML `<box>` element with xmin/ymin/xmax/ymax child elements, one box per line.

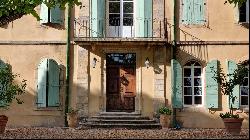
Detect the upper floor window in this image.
<box><xmin>182</xmin><ymin>0</ymin><xmax>206</xmax><ymax>25</ymax></box>
<box><xmin>183</xmin><ymin>61</ymin><xmax>203</xmax><ymax>106</ymax></box>
<box><xmin>108</xmin><ymin>0</ymin><xmax>134</xmax><ymax>37</ymax></box>
<box><xmin>239</xmin><ymin>0</ymin><xmax>249</xmax><ymax>23</ymax></box>
<box><xmin>240</xmin><ymin>65</ymin><xmax>249</xmax><ymax>106</ymax></box>
<box><xmin>37</xmin><ymin>59</ymin><xmax>60</xmax><ymax>108</ymax></box>
<box><xmin>40</xmin><ymin>1</ymin><xmax>64</xmax><ymax>25</ymax></box>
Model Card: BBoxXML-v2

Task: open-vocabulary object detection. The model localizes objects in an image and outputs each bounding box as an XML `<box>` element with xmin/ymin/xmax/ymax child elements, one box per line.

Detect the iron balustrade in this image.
<box><xmin>74</xmin><ymin>17</ymin><xmax>171</xmax><ymax>41</ymax></box>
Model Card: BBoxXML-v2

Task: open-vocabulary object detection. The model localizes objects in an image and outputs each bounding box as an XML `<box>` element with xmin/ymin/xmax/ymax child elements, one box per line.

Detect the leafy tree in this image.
<box><xmin>0</xmin><ymin>64</ymin><xmax>27</xmax><ymax>109</ymax></box>
<box><xmin>225</xmin><ymin>0</ymin><xmax>248</xmax><ymax>7</ymax></box>
<box><xmin>212</xmin><ymin>62</ymin><xmax>249</xmax><ymax>118</ymax></box>
<box><xmin>0</xmin><ymin>0</ymin><xmax>81</xmax><ymax>20</ymax></box>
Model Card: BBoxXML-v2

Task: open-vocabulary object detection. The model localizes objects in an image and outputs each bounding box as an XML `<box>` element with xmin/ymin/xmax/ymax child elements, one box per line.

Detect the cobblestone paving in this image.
<box><xmin>0</xmin><ymin>127</ymin><xmax>249</xmax><ymax>139</ymax></box>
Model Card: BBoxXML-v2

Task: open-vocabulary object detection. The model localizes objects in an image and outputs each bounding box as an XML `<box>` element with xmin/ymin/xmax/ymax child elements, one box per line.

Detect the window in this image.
<box><xmin>37</xmin><ymin>59</ymin><xmax>60</xmax><ymax>108</ymax></box>
<box><xmin>107</xmin><ymin>0</ymin><xmax>134</xmax><ymax>37</ymax></box>
<box><xmin>40</xmin><ymin>1</ymin><xmax>63</xmax><ymax>24</ymax></box>
<box><xmin>240</xmin><ymin>65</ymin><xmax>249</xmax><ymax>106</ymax></box>
<box><xmin>239</xmin><ymin>0</ymin><xmax>249</xmax><ymax>23</ymax></box>
<box><xmin>183</xmin><ymin>61</ymin><xmax>203</xmax><ymax>106</ymax></box>
<box><xmin>108</xmin><ymin>0</ymin><xmax>134</xmax><ymax>26</ymax></box>
<box><xmin>182</xmin><ymin>0</ymin><xmax>206</xmax><ymax>25</ymax></box>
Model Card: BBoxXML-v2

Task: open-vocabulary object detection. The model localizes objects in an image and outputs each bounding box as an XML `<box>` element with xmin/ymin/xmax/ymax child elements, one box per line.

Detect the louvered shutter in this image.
<box><xmin>50</xmin><ymin>4</ymin><xmax>63</xmax><ymax>24</ymax></box>
<box><xmin>135</xmin><ymin>0</ymin><xmax>152</xmax><ymax>37</ymax></box>
<box><xmin>91</xmin><ymin>0</ymin><xmax>105</xmax><ymax>37</ymax></box>
<box><xmin>171</xmin><ymin>59</ymin><xmax>183</xmax><ymax>108</ymax></box>
<box><xmin>40</xmin><ymin>1</ymin><xmax>49</xmax><ymax>24</ymax></box>
<box><xmin>194</xmin><ymin>0</ymin><xmax>205</xmax><ymax>24</ymax></box>
<box><xmin>205</xmin><ymin>60</ymin><xmax>219</xmax><ymax>108</ymax></box>
<box><xmin>37</xmin><ymin>59</ymin><xmax>47</xmax><ymax>107</ymax></box>
<box><xmin>48</xmin><ymin>59</ymin><xmax>60</xmax><ymax>107</ymax></box>
<box><xmin>227</xmin><ymin>60</ymin><xmax>240</xmax><ymax>109</ymax></box>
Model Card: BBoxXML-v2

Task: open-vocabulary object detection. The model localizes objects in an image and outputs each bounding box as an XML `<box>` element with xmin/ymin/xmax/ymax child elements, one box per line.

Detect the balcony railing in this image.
<box><xmin>74</xmin><ymin>17</ymin><xmax>171</xmax><ymax>41</ymax></box>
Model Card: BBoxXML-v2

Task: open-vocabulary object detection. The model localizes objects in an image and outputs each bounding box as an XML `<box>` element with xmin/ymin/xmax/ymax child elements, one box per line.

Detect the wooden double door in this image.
<box><xmin>106</xmin><ymin>65</ymin><xmax>136</xmax><ymax>112</ymax></box>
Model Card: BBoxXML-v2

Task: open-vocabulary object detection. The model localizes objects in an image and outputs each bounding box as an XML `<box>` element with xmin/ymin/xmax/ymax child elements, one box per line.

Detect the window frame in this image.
<box><xmin>35</xmin><ymin>59</ymin><xmax>62</xmax><ymax>110</ymax></box>
<box><xmin>240</xmin><ymin>65</ymin><xmax>249</xmax><ymax>107</ymax></box>
<box><xmin>180</xmin><ymin>0</ymin><xmax>208</xmax><ymax>27</ymax></box>
<box><xmin>238</xmin><ymin>0</ymin><xmax>249</xmax><ymax>23</ymax></box>
<box><xmin>183</xmin><ymin>61</ymin><xmax>204</xmax><ymax>107</ymax></box>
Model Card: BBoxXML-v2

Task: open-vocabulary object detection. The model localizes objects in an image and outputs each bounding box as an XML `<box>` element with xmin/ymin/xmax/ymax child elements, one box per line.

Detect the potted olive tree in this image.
<box><xmin>158</xmin><ymin>106</ymin><xmax>172</xmax><ymax>128</ymax></box>
<box><xmin>0</xmin><ymin>64</ymin><xmax>27</xmax><ymax>134</ymax></box>
<box><xmin>212</xmin><ymin>63</ymin><xmax>248</xmax><ymax>135</ymax></box>
<box><xmin>67</xmin><ymin>107</ymin><xmax>78</xmax><ymax>128</ymax></box>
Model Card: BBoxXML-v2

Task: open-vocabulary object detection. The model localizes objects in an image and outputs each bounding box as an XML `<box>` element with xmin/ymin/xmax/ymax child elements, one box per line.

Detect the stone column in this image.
<box><xmin>153</xmin><ymin>46</ymin><xmax>166</xmax><ymax>118</ymax></box>
<box><xmin>76</xmin><ymin>46</ymin><xmax>89</xmax><ymax>118</ymax></box>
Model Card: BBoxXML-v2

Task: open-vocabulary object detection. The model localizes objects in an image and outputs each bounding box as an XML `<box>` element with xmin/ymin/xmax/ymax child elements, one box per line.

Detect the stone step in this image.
<box><xmin>81</xmin><ymin>119</ymin><xmax>157</xmax><ymax>124</ymax></box>
<box><xmin>89</xmin><ymin>115</ymin><xmax>150</xmax><ymax>120</ymax></box>
<box><xmin>79</xmin><ymin>123</ymin><xmax>161</xmax><ymax>129</ymax></box>
<box><xmin>99</xmin><ymin>112</ymin><xmax>141</xmax><ymax>116</ymax></box>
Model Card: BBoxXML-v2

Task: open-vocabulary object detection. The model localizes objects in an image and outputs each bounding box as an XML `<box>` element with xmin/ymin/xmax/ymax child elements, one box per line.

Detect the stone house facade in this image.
<box><xmin>0</xmin><ymin>0</ymin><xmax>249</xmax><ymax>128</ymax></box>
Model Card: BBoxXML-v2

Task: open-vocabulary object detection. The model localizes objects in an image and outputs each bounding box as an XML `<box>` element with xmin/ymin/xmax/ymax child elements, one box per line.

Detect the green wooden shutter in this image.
<box><xmin>91</xmin><ymin>0</ymin><xmax>105</xmax><ymax>37</ymax></box>
<box><xmin>194</xmin><ymin>0</ymin><xmax>205</xmax><ymax>24</ymax></box>
<box><xmin>205</xmin><ymin>60</ymin><xmax>219</xmax><ymax>108</ymax></box>
<box><xmin>227</xmin><ymin>60</ymin><xmax>240</xmax><ymax>109</ymax></box>
<box><xmin>136</xmin><ymin>0</ymin><xmax>144</xmax><ymax>37</ymax></box>
<box><xmin>37</xmin><ymin>59</ymin><xmax>47</xmax><ymax>107</ymax></box>
<box><xmin>40</xmin><ymin>1</ymin><xmax>49</xmax><ymax>24</ymax></box>
<box><xmin>48</xmin><ymin>59</ymin><xmax>60</xmax><ymax>107</ymax></box>
<box><xmin>171</xmin><ymin>59</ymin><xmax>183</xmax><ymax>108</ymax></box>
<box><xmin>144</xmin><ymin>0</ymin><xmax>152</xmax><ymax>37</ymax></box>
<box><xmin>182</xmin><ymin>0</ymin><xmax>193</xmax><ymax>24</ymax></box>
<box><xmin>50</xmin><ymin>4</ymin><xmax>63</xmax><ymax>24</ymax></box>
<box><xmin>0</xmin><ymin>60</ymin><xmax>6</xmax><ymax>107</ymax></box>
<box><xmin>136</xmin><ymin>0</ymin><xmax>152</xmax><ymax>37</ymax></box>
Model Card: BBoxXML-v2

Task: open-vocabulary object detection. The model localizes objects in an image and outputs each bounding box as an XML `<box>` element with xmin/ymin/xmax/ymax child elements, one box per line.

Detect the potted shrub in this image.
<box><xmin>0</xmin><ymin>64</ymin><xmax>27</xmax><ymax>134</ymax></box>
<box><xmin>212</xmin><ymin>63</ymin><xmax>248</xmax><ymax>135</ymax></box>
<box><xmin>67</xmin><ymin>107</ymin><xmax>78</xmax><ymax>128</ymax></box>
<box><xmin>158</xmin><ymin>106</ymin><xmax>172</xmax><ymax>128</ymax></box>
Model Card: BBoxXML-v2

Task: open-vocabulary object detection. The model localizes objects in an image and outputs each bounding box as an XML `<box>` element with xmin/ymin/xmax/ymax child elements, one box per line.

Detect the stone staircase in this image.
<box><xmin>79</xmin><ymin>112</ymin><xmax>161</xmax><ymax>129</ymax></box>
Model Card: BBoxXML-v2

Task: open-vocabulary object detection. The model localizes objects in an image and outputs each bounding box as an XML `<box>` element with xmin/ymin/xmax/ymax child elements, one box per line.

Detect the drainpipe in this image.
<box><xmin>172</xmin><ymin>0</ymin><xmax>177</xmax><ymax>128</ymax></box>
<box><xmin>65</xmin><ymin>4</ymin><xmax>71</xmax><ymax>127</ymax></box>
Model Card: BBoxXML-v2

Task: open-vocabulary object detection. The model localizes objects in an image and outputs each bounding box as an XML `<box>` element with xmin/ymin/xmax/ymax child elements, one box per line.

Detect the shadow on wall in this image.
<box><xmin>0</xmin><ymin>58</ymin><xmax>66</xmax><ymax>127</ymax></box>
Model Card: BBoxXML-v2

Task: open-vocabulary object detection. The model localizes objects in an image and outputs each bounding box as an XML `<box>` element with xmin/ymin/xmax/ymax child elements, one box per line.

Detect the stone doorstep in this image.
<box><xmin>99</xmin><ymin>112</ymin><xmax>141</xmax><ymax>116</ymax></box>
<box><xmin>79</xmin><ymin>123</ymin><xmax>161</xmax><ymax>129</ymax></box>
<box><xmin>80</xmin><ymin>119</ymin><xmax>157</xmax><ymax>124</ymax></box>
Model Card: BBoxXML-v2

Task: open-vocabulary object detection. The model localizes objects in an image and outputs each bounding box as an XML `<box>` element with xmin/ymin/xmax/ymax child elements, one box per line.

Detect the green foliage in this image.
<box><xmin>212</xmin><ymin>62</ymin><xmax>249</xmax><ymax>119</ymax></box>
<box><xmin>68</xmin><ymin>107</ymin><xmax>78</xmax><ymax>114</ymax></box>
<box><xmin>225</xmin><ymin>0</ymin><xmax>247</xmax><ymax>7</ymax></box>
<box><xmin>220</xmin><ymin>112</ymin><xmax>239</xmax><ymax>119</ymax></box>
<box><xmin>0</xmin><ymin>0</ymin><xmax>82</xmax><ymax>20</ymax></box>
<box><xmin>0</xmin><ymin>64</ymin><xmax>27</xmax><ymax>109</ymax></box>
<box><xmin>158</xmin><ymin>106</ymin><xmax>172</xmax><ymax>115</ymax></box>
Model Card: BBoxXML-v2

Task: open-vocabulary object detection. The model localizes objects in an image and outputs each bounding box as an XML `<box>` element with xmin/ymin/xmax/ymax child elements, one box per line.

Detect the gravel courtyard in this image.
<box><xmin>0</xmin><ymin>127</ymin><xmax>249</xmax><ymax>139</ymax></box>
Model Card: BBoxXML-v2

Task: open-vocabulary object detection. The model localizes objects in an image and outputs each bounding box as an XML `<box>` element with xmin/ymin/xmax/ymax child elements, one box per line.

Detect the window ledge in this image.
<box><xmin>34</xmin><ymin>107</ymin><xmax>63</xmax><ymax>111</ymax></box>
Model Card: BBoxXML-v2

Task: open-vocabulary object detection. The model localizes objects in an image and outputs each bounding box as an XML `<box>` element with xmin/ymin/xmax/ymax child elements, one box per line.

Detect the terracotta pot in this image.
<box><xmin>160</xmin><ymin>114</ymin><xmax>170</xmax><ymax>128</ymax></box>
<box><xmin>223</xmin><ymin>118</ymin><xmax>244</xmax><ymax>135</ymax></box>
<box><xmin>0</xmin><ymin>115</ymin><xmax>8</xmax><ymax>134</ymax></box>
<box><xmin>67</xmin><ymin>112</ymin><xmax>78</xmax><ymax>128</ymax></box>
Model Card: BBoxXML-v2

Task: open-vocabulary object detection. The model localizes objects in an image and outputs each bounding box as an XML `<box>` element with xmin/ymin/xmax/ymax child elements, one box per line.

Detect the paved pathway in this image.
<box><xmin>0</xmin><ymin>127</ymin><xmax>249</xmax><ymax>139</ymax></box>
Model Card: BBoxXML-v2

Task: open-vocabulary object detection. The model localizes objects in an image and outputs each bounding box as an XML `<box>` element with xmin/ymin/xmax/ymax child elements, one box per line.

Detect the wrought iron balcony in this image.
<box><xmin>74</xmin><ymin>17</ymin><xmax>171</xmax><ymax>42</ymax></box>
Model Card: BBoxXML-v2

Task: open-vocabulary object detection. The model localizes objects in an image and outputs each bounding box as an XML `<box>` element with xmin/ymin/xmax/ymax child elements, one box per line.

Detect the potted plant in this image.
<box><xmin>0</xmin><ymin>64</ymin><xmax>27</xmax><ymax>134</ymax></box>
<box><xmin>67</xmin><ymin>107</ymin><xmax>78</xmax><ymax>128</ymax></box>
<box><xmin>158</xmin><ymin>106</ymin><xmax>172</xmax><ymax>128</ymax></box>
<box><xmin>212</xmin><ymin>63</ymin><xmax>248</xmax><ymax>135</ymax></box>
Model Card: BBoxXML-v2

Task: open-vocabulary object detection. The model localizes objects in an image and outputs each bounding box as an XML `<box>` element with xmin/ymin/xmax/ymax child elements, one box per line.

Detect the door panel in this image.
<box><xmin>106</xmin><ymin>65</ymin><xmax>136</xmax><ymax>112</ymax></box>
